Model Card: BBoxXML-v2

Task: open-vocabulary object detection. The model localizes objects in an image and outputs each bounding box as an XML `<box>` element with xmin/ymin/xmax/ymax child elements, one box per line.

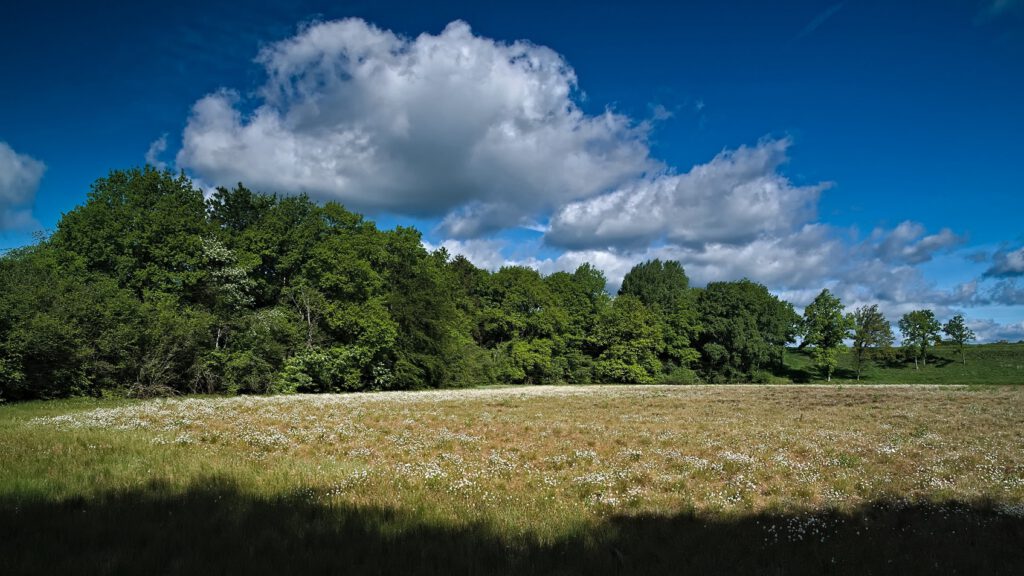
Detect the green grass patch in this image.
<box><xmin>782</xmin><ymin>342</ymin><xmax>1024</xmax><ymax>384</ymax></box>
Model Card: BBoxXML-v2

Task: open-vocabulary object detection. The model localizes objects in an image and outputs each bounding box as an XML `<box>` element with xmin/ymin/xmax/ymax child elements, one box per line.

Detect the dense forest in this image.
<box><xmin>0</xmin><ymin>168</ymin><xmax>974</xmax><ymax>400</ymax></box>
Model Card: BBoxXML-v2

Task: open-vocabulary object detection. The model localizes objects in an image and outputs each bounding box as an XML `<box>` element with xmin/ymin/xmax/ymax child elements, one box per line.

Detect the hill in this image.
<box><xmin>782</xmin><ymin>342</ymin><xmax>1024</xmax><ymax>385</ymax></box>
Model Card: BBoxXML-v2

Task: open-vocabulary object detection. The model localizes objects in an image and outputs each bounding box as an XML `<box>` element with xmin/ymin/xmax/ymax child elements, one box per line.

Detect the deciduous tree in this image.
<box><xmin>801</xmin><ymin>289</ymin><xmax>853</xmax><ymax>382</ymax></box>
<box><xmin>942</xmin><ymin>314</ymin><xmax>975</xmax><ymax>365</ymax></box>
<box><xmin>898</xmin><ymin>309</ymin><xmax>941</xmax><ymax>369</ymax></box>
<box><xmin>851</xmin><ymin>304</ymin><xmax>894</xmax><ymax>380</ymax></box>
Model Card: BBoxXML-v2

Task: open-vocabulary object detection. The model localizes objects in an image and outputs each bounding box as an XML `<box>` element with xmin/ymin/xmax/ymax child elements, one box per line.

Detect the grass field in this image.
<box><xmin>784</xmin><ymin>342</ymin><xmax>1024</xmax><ymax>384</ymax></box>
<box><xmin>3</xmin><ymin>385</ymin><xmax>1024</xmax><ymax>574</ymax></box>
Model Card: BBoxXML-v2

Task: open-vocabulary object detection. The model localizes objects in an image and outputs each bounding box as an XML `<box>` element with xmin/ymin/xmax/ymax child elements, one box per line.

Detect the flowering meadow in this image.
<box><xmin>3</xmin><ymin>385</ymin><xmax>1023</xmax><ymax>574</ymax></box>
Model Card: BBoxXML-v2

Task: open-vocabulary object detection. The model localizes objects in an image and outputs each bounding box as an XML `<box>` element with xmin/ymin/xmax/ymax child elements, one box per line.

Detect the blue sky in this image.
<box><xmin>1</xmin><ymin>0</ymin><xmax>1022</xmax><ymax>340</ymax></box>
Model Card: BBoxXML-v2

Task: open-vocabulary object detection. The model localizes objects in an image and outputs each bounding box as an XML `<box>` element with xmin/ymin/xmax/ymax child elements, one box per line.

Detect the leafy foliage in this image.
<box><xmin>695</xmin><ymin>280</ymin><xmax>799</xmax><ymax>382</ymax></box>
<box><xmin>898</xmin><ymin>310</ymin><xmax>942</xmax><ymax>369</ymax></box>
<box><xmin>801</xmin><ymin>289</ymin><xmax>853</xmax><ymax>382</ymax></box>
<box><xmin>0</xmin><ymin>168</ymin><xmax>983</xmax><ymax>400</ymax></box>
<box><xmin>942</xmin><ymin>314</ymin><xmax>976</xmax><ymax>366</ymax></box>
<box><xmin>851</xmin><ymin>304</ymin><xmax>894</xmax><ymax>380</ymax></box>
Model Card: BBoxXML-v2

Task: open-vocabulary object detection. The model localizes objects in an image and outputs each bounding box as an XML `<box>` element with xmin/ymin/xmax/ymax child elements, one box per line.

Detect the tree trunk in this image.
<box><xmin>961</xmin><ymin>345</ymin><xmax>966</xmax><ymax>366</ymax></box>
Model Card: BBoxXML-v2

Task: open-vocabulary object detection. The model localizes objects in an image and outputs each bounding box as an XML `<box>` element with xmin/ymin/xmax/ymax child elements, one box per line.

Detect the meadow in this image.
<box><xmin>784</xmin><ymin>342</ymin><xmax>1024</xmax><ymax>384</ymax></box>
<box><xmin>3</xmin><ymin>385</ymin><xmax>1024</xmax><ymax>574</ymax></box>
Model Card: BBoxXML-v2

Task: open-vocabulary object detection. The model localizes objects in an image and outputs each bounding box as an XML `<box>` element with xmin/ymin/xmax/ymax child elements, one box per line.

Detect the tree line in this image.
<box><xmin>0</xmin><ymin>168</ymin><xmax>976</xmax><ymax>400</ymax></box>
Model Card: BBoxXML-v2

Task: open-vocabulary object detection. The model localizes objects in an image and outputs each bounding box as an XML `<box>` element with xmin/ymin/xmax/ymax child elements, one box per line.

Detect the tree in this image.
<box><xmin>619</xmin><ymin>260</ymin><xmax>700</xmax><ymax>371</ymax></box>
<box><xmin>851</xmin><ymin>304</ymin><xmax>894</xmax><ymax>380</ymax></box>
<box><xmin>801</xmin><ymin>289</ymin><xmax>853</xmax><ymax>382</ymax></box>
<box><xmin>52</xmin><ymin>167</ymin><xmax>210</xmax><ymax>300</ymax></box>
<box><xmin>594</xmin><ymin>295</ymin><xmax>662</xmax><ymax>384</ymax></box>
<box><xmin>942</xmin><ymin>314</ymin><xmax>976</xmax><ymax>365</ymax></box>
<box><xmin>619</xmin><ymin>259</ymin><xmax>689</xmax><ymax>311</ymax></box>
<box><xmin>695</xmin><ymin>279</ymin><xmax>799</xmax><ymax>382</ymax></box>
<box><xmin>545</xmin><ymin>264</ymin><xmax>611</xmax><ymax>383</ymax></box>
<box><xmin>898</xmin><ymin>309</ymin><xmax>941</xmax><ymax>369</ymax></box>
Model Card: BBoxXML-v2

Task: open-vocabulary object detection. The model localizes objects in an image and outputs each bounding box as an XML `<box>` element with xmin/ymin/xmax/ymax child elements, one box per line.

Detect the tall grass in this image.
<box><xmin>3</xmin><ymin>386</ymin><xmax>1023</xmax><ymax>574</ymax></box>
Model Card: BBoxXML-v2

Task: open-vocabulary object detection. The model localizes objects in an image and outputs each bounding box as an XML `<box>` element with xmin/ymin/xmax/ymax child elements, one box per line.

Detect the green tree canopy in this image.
<box><xmin>695</xmin><ymin>279</ymin><xmax>799</xmax><ymax>382</ymax></box>
<box><xmin>851</xmin><ymin>304</ymin><xmax>894</xmax><ymax>380</ymax></box>
<box><xmin>942</xmin><ymin>314</ymin><xmax>976</xmax><ymax>365</ymax></box>
<box><xmin>801</xmin><ymin>289</ymin><xmax>853</xmax><ymax>382</ymax></box>
<box><xmin>898</xmin><ymin>309</ymin><xmax>941</xmax><ymax>369</ymax></box>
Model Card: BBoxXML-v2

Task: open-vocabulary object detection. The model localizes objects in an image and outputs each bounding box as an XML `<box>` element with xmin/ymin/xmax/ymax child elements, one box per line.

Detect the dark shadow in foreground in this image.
<box><xmin>2</xmin><ymin>477</ymin><xmax>1022</xmax><ymax>575</ymax></box>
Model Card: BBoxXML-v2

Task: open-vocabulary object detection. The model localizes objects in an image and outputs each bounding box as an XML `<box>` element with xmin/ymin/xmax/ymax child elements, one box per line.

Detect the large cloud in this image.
<box><xmin>0</xmin><ymin>141</ymin><xmax>45</xmax><ymax>231</ymax></box>
<box><xmin>177</xmin><ymin>19</ymin><xmax>655</xmax><ymax>236</ymax></box>
<box><xmin>545</xmin><ymin>138</ymin><xmax>828</xmax><ymax>249</ymax></box>
<box><xmin>169</xmin><ymin>17</ymin><xmax>1021</xmax><ymax>341</ymax></box>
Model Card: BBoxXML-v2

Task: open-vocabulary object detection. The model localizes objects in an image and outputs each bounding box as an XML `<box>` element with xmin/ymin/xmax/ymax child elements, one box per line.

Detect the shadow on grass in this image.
<box><xmin>2</xmin><ymin>477</ymin><xmax>1022</xmax><ymax>575</ymax></box>
<box><xmin>781</xmin><ymin>364</ymin><xmax>814</xmax><ymax>383</ymax></box>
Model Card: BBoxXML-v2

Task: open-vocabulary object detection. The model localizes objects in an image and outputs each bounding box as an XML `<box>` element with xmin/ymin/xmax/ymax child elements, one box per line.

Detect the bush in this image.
<box><xmin>657</xmin><ymin>366</ymin><xmax>698</xmax><ymax>385</ymax></box>
<box><xmin>274</xmin><ymin>346</ymin><xmax>377</xmax><ymax>392</ymax></box>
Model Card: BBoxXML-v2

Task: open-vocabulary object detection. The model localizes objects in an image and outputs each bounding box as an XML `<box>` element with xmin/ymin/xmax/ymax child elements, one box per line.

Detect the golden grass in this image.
<box><xmin>10</xmin><ymin>385</ymin><xmax>1023</xmax><ymax>544</ymax></box>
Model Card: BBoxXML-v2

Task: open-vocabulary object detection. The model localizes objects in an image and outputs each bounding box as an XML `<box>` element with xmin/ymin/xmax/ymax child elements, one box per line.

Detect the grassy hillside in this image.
<box><xmin>782</xmin><ymin>342</ymin><xmax>1024</xmax><ymax>384</ymax></box>
<box><xmin>3</xmin><ymin>386</ymin><xmax>1024</xmax><ymax>574</ymax></box>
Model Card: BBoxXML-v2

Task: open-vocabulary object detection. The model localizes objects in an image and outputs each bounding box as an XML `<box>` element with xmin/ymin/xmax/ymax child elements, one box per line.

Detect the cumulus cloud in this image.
<box><xmin>967</xmin><ymin>318</ymin><xmax>1024</xmax><ymax>343</ymax></box>
<box><xmin>167</xmin><ymin>17</ymin><xmax>1019</xmax><ymax>339</ymax></box>
<box><xmin>987</xmin><ymin>279</ymin><xmax>1024</xmax><ymax>305</ymax></box>
<box><xmin>545</xmin><ymin>138</ymin><xmax>829</xmax><ymax>249</ymax></box>
<box><xmin>424</xmin><ymin>238</ymin><xmax>510</xmax><ymax>271</ymax></box>
<box><xmin>0</xmin><ymin>141</ymin><xmax>45</xmax><ymax>231</ymax></box>
<box><xmin>984</xmin><ymin>246</ymin><xmax>1024</xmax><ymax>277</ymax></box>
<box><xmin>177</xmin><ymin>19</ymin><xmax>654</xmax><ymax>236</ymax></box>
<box><xmin>865</xmin><ymin>221</ymin><xmax>966</xmax><ymax>265</ymax></box>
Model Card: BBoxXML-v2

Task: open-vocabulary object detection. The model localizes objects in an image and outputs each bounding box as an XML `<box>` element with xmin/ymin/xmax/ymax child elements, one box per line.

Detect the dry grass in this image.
<box><xmin>18</xmin><ymin>385</ymin><xmax>1024</xmax><ymax>534</ymax></box>
<box><xmin>5</xmin><ymin>385</ymin><xmax>1024</xmax><ymax>574</ymax></box>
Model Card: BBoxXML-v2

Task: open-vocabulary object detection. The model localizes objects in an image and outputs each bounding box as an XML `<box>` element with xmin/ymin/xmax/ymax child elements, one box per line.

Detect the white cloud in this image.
<box><xmin>545</xmin><ymin>138</ymin><xmax>829</xmax><ymax>249</ymax></box>
<box><xmin>145</xmin><ymin>134</ymin><xmax>169</xmax><ymax>171</ymax></box>
<box><xmin>424</xmin><ymin>238</ymin><xmax>510</xmax><ymax>271</ymax></box>
<box><xmin>177</xmin><ymin>19</ymin><xmax>655</xmax><ymax>236</ymax></box>
<box><xmin>865</xmin><ymin>221</ymin><xmax>965</xmax><ymax>265</ymax></box>
<box><xmin>987</xmin><ymin>279</ymin><xmax>1024</xmax><ymax>305</ymax></box>
<box><xmin>166</xmin><ymin>17</ymin><xmax>1019</xmax><ymax>337</ymax></box>
<box><xmin>985</xmin><ymin>246</ymin><xmax>1024</xmax><ymax>277</ymax></box>
<box><xmin>967</xmin><ymin>318</ymin><xmax>1024</xmax><ymax>343</ymax></box>
<box><xmin>0</xmin><ymin>141</ymin><xmax>45</xmax><ymax>231</ymax></box>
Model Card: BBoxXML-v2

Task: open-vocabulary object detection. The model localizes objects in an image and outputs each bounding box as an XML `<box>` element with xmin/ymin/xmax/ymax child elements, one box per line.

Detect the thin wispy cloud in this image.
<box><xmin>979</xmin><ymin>0</ymin><xmax>1022</xmax><ymax>18</ymax></box>
<box><xmin>145</xmin><ymin>134</ymin><xmax>169</xmax><ymax>171</ymax></box>
<box><xmin>0</xmin><ymin>141</ymin><xmax>45</xmax><ymax>231</ymax></box>
<box><xmin>795</xmin><ymin>2</ymin><xmax>846</xmax><ymax>41</ymax></box>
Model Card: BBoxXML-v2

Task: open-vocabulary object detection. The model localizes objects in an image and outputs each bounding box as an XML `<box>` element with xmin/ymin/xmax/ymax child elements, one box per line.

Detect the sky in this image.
<box><xmin>1</xmin><ymin>0</ymin><xmax>1022</xmax><ymax>341</ymax></box>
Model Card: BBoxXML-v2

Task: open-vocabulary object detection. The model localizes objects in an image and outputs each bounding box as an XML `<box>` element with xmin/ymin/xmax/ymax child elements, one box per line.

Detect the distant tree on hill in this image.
<box><xmin>851</xmin><ymin>304</ymin><xmax>894</xmax><ymax>380</ymax></box>
<box><xmin>898</xmin><ymin>310</ymin><xmax>941</xmax><ymax>369</ymax></box>
<box><xmin>942</xmin><ymin>314</ymin><xmax>976</xmax><ymax>366</ymax></box>
<box><xmin>801</xmin><ymin>289</ymin><xmax>853</xmax><ymax>382</ymax></box>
